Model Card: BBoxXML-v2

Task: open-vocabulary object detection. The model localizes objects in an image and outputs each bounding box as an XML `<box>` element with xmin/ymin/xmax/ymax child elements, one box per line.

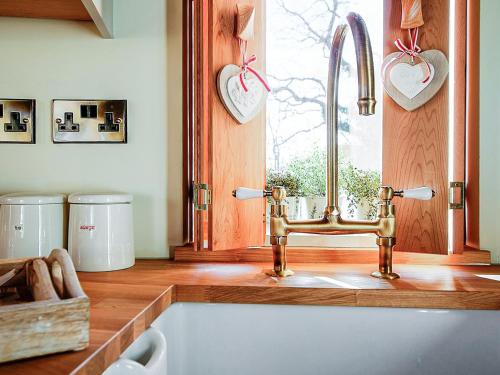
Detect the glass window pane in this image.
<box><xmin>266</xmin><ymin>0</ymin><xmax>383</xmax><ymax>225</ymax></box>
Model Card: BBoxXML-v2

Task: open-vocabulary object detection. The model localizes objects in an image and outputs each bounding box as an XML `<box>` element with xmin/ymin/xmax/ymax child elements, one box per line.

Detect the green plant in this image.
<box><xmin>287</xmin><ymin>148</ymin><xmax>326</xmax><ymax>196</ymax></box>
<box><xmin>268</xmin><ymin>148</ymin><xmax>380</xmax><ymax>220</ymax></box>
<box><xmin>266</xmin><ymin>169</ymin><xmax>301</xmax><ymax>196</ymax></box>
<box><xmin>338</xmin><ymin>161</ymin><xmax>380</xmax><ymax>219</ymax></box>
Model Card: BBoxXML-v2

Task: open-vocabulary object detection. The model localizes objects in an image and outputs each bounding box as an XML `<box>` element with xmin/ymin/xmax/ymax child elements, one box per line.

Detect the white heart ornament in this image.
<box><xmin>389</xmin><ymin>62</ymin><xmax>435</xmax><ymax>99</ymax></box>
<box><xmin>227</xmin><ymin>74</ymin><xmax>263</xmax><ymax>118</ymax></box>
<box><xmin>217</xmin><ymin>64</ymin><xmax>268</xmax><ymax>124</ymax></box>
<box><xmin>382</xmin><ymin>50</ymin><xmax>448</xmax><ymax>112</ymax></box>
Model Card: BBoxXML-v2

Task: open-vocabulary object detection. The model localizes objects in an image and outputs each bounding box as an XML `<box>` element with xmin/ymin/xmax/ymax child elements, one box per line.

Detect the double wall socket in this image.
<box><xmin>52</xmin><ymin>100</ymin><xmax>127</xmax><ymax>143</ymax></box>
<box><xmin>0</xmin><ymin>99</ymin><xmax>36</xmax><ymax>143</ymax></box>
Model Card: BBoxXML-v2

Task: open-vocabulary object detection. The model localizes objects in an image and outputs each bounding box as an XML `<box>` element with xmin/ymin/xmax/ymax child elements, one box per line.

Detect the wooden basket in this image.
<box><xmin>0</xmin><ymin>249</ymin><xmax>89</xmax><ymax>363</ymax></box>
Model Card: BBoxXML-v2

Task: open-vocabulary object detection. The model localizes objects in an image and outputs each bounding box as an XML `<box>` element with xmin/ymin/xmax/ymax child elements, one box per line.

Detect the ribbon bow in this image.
<box><xmin>393</xmin><ymin>28</ymin><xmax>431</xmax><ymax>83</ymax></box>
<box><xmin>239</xmin><ymin>40</ymin><xmax>271</xmax><ymax>93</ymax></box>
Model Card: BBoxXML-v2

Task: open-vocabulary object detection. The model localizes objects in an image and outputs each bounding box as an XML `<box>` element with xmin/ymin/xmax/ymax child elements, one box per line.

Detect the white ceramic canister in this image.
<box><xmin>0</xmin><ymin>193</ymin><xmax>66</xmax><ymax>259</ymax></box>
<box><xmin>68</xmin><ymin>193</ymin><xmax>134</xmax><ymax>272</ymax></box>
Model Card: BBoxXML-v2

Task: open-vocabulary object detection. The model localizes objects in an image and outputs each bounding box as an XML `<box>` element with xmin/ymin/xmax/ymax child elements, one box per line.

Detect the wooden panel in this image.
<box><xmin>209</xmin><ymin>0</ymin><xmax>266</xmax><ymax>250</ymax></box>
<box><xmin>175</xmin><ymin>246</ymin><xmax>490</xmax><ymax>265</ymax></box>
<box><xmin>192</xmin><ymin>0</ymin><xmax>210</xmax><ymax>251</ymax></box>
<box><xmin>451</xmin><ymin>0</ymin><xmax>467</xmax><ymax>253</ymax></box>
<box><xmin>465</xmin><ymin>0</ymin><xmax>480</xmax><ymax>249</ymax></box>
<box><xmin>182</xmin><ymin>0</ymin><xmax>192</xmax><ymax>244</ymax></box>
<box><xmin>382</xmin><ymin>0</ymin><xmax>449</xmax><ymax>254</ymax></box>
<box><xmin>0</xmin><ymin>0</ymin><xmax>91</xmax><ymax>21</ymax></box>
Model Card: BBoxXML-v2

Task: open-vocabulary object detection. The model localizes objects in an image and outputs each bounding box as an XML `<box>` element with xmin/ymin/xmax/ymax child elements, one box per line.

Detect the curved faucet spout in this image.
<box><xmin>326</xmin><ymin>12</ymin><xmax>376</xmax><ymax>211</ymax></box>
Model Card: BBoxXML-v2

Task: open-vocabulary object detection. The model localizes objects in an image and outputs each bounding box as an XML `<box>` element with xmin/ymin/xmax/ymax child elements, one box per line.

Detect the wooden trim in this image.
<box><xmin>465</xmin><ymin>0</ymin><xmax>480</xmax><ymax>249</ymax></box>
<box><xmin>206</xmin><ymin>0</ymin><xmax>213</xmax><ymax>251</ymax></box>
<box><xmin>182</xmin><ymin>0</ymin><xmax>192</xmax><ymax>244</ymax></box>
<box><xmin>451</xmin><ymin>0</ymin><xmax>467</xmax><ymax>253</ymax></box>
<box><xmin>175</xmin><ymin>245</ymin><xmax>490</xmax><ymax>265</ymax></box>
<box><xmin>191</xmin><ymin>0</ymin><xmax>211</xmax><ymax>251</ymax></box>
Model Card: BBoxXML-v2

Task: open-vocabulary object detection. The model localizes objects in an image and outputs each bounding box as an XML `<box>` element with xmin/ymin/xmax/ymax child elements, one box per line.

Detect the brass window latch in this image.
<box><xmin>193</xmin><ymin>183</ymin><xmax>211</xmax><ymax>211</ymax></box>
<box><xmin>449</xmin><ymin>181</ymin><xmax>465</xmax><ymax>209</ymax></box>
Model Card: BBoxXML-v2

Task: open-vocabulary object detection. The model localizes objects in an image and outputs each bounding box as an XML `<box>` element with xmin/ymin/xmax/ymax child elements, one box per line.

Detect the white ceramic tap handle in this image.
<box><xmin>232</xmin><ymin>187</ymin><xmax>266</xmax><ymax>200</ymax></box>
<box><xmin>402</xmin><ymin>187</ymin><xmax>435</xmax><ymax>200</ymax></box>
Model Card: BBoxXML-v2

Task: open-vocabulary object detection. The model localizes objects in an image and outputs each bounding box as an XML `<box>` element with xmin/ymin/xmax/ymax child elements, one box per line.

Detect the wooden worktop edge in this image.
<box><xmin>174</xmin><ymin>285</ymin><xmax>500</xmax><ymax>310</ymax></box>
<box><xmin>72</xmin><ymin>285</ymin><xmax>176</xmax><ymax>375</ymax></box>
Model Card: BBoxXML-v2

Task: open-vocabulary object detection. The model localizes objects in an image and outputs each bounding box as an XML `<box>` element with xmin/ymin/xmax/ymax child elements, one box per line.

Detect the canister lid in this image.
<box><xmin>0</xmin><ymin>193</ymin><xmax>66</xmax><ymax>205</ymax></box>
<box><xmin>68</xmin><ymin>192</ymin><xmax>133</xmax><ymax>204</ymax></box>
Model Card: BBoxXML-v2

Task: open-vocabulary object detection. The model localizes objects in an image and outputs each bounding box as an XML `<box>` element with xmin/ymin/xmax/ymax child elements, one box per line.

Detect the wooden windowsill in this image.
<box><xmin>174</xmin><ymin>245</ymin><xmax>491</xmax><ymax>265</ymax></box>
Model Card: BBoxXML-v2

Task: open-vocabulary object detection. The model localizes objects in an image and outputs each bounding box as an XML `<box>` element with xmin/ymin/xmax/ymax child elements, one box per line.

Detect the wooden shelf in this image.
<box><xmin>0</xmin><ymin>0</ymin><xmax>113</xmax><ymax>38</ymax></box>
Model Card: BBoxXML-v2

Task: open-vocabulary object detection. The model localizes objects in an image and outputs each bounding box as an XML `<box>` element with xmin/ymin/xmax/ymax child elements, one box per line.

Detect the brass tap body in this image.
<box><xmin>265</xmin><ymin>13</ymin><xmax>400</xmax><ymax>279</ymax></box>
<box><xmin>268</xmin><ymin>186</ymin><xmax>399</xmax><ymax>279</ymax></box>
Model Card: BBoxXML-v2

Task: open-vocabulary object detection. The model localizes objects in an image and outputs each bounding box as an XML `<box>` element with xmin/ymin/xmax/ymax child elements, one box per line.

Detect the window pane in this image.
<box><xmin>266</xmin><ymin>0</ymin><xmax>383</xmax><ymax>222</ymax></box>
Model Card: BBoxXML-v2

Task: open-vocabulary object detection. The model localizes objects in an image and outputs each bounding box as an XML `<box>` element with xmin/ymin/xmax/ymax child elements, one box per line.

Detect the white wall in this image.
<box><xmin>0</xmin><ymin>0</ymin><xmax>184</xmax><ymax>258</ymax></box>
<box><xmin>480</xmin><ymin>0</ymin><xmax>500</xmax><ymax>264</ymax></box>
<box><xmin>166</xmin><ymin>0</ymin><xmax>184</xmax><ymax>254</ymax></box>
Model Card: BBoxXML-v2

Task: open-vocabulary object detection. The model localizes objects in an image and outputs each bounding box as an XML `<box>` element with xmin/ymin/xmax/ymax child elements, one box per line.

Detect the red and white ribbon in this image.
<box><xmin>392</xmin><ymin>28</ymin><xmax>431</xmax><ymax>83</ymax></box>
<box><xmin>239</xmin><ymin>40</ymin><xmax>271</xmax><ymax>93</ymax></box>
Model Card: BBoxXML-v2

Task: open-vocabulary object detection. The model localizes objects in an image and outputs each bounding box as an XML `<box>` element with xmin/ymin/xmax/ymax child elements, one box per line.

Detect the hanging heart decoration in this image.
<box><xmin>381</xmin><ymin>0</ymin><xmax>448</xmax><ymax>112</ymax></box>
<box><xmin>389</xmin><ymin>60</ymin><xmax>435</xmax><ymax>99</ymax></box>
<box><xmin>216</xmin><ymin>4</ymin><xmax>270</xmax><ymax>124</ymax></box>
<box><xmin>217</xmin><ymin>54</ymin><xmax>269</xmax><ymax>124</ymax></box>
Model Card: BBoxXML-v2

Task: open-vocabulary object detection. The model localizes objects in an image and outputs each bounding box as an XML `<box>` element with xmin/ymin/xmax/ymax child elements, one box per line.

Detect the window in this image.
<box><xmin>264</xmin><ymin>0</ymin><xmax>383</xmax><ymax>247</ymax></box>
<box><xmin>184</xmin><ymin>0</ymin><xmax>476</xmax><ymax>257</ymax></box>
<box><xmin>266</xmin><ymin>0</ymin><xmax>383</xmax><ymax>220</ymax></box>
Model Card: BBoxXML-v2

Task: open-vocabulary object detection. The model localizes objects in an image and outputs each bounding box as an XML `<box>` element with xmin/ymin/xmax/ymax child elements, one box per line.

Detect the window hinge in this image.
<box><xmin>449</xmin><ymin>181</ymin><xmax>465</xmax><ymax>209</ymax></box>
<box><xmin>193</xmin><ymin>183</ymin><xmax>211</xmax><ymax>211</ymax></box>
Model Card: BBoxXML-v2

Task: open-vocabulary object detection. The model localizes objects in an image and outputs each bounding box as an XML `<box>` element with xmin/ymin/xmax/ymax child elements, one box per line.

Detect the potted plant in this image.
<box><xmin>274</xmin><ymin>148</ymin><xmax>380</xmax><ymax>221</ymax></box>
<box><xmin>288</xmin><ymin>149</ymin><xmax>327</xmax><ymax>219</ymax></box>
<box><xmin>338</xmin><ymin>161</ymin><xmax>380</xmax><ymax>220</ymax></box>
<box><xmin>266</xmin><ymin>169</ymin><xmax>302</xmax><ymax>219</ymax></box>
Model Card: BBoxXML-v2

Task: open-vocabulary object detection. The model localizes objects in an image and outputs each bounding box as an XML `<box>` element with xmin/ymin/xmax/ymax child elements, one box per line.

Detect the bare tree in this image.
<box><xmin>268</xmin><ymin>0</ymin><xmax>351</xmax><ymax>170</ymax></box>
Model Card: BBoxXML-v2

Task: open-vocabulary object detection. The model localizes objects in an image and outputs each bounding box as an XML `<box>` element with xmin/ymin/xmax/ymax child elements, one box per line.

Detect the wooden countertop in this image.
<box><xmin>2</xmin><ymin>260</ymin><xmax>500</xmax><ymax>374</ymax></box>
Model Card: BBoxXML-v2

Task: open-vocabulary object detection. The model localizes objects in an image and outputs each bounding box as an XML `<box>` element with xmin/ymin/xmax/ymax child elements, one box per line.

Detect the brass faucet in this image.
<box><xmin>233</xmin><ymin>13</ymin><xmax>435</xmax><ymax>279</ymax></box>
<box><xmin>267</xmin><ymin>185</ymin><xmax>400</xmax><ymax>279</ymax></box>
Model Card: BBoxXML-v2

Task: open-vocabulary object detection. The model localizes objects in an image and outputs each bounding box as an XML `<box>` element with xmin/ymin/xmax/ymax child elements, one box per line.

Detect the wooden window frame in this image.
<box><xmin>176</xmin><ymin>0</ymin><xmax>487</xmax><ymax>264</ymax></box>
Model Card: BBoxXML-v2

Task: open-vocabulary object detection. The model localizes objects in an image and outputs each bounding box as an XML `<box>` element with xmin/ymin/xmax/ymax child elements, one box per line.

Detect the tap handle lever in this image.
<box><xmin>395</xmin><ymin>186</ymin><xmax>435</xmax><ymax>200</ymax></box>
<box><xmin>232</xmin><ymin>187</ymin><xmax>271</xmax><ymax>200</ymax></box>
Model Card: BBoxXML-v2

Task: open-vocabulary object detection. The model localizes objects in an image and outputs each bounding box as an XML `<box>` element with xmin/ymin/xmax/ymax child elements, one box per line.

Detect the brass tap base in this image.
<box><xmin>371</xmin><ymin>271</ymin><xmax>400</xmax><ymax>280</ymax></box>
<box><xmin>265</xmin><ymin>269</ymin><xmax>295</xmax><ymax>277</ymax></box>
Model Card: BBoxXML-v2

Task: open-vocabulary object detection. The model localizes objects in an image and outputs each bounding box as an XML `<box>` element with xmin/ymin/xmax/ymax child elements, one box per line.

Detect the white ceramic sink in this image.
<box><xmin>103</xmin><ymin>327</ymin><xmax>167</xmax><ymax>375</ymax></box>
<box><xmin>151</xmin><ymin>302</ymin><xmax>500</xmax><ymax>375</ymax></box>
